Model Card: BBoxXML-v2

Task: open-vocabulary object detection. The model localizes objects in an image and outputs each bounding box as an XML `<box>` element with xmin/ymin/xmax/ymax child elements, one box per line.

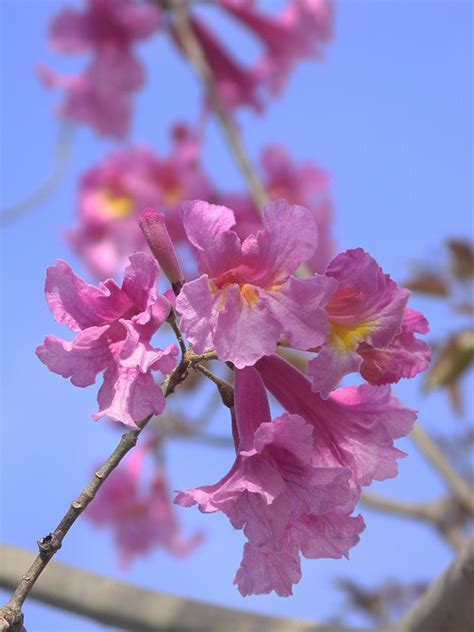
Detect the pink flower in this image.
<box><xmin>358</xmin><ymin>307</ymin><xmax>432</xmax><ymax>385</ymax></box>
<box><xmin>221</xmin><ymin>0</ymin><xmax>333</xmax><ymax>95</ymax></box>
<box><xmin>87</xmin><ymin>444</ymin><xmax>203</xmax><ymax>566</ymax></box>
<box><xmin>176</xmin><ymin>366</ymin><xmax>363</xmax><ymax>596</ymax></box>
<box><xmin>257</xmin><ymin>354</ymin><xmax>417</xmax><ymax>491</ymax></box>
<box><xmin>67</xmin><ymin>134</ymin><xmax>213</xmax><ymax>279</ymax></box>
<box><xmin>41</xmin><ymin>0</ymin><xmax>162</xmax><ymax>137</ymax></box>
<box><xmin>175</xmin><ymin>199</ymin><xmax>335</xmax><ymax>368</ymax></box>
<box><xmin>39</xmin><ymin>53</ymin><xmax>136</xmax><ymax>139</ymax></box>
<box><xmin>36</xmin><ymin>253</ymin><xmax>178</xmax><ymax>428</ymax></box>
<box><xmin>221</xmin><ymin>145</ymin><xmax>335</xmax><ymax>274</ymax></box>
<box><xmin>308</xmin><ymin>249</ymin><xmax>412</xmax><ymax>397</ymax></box>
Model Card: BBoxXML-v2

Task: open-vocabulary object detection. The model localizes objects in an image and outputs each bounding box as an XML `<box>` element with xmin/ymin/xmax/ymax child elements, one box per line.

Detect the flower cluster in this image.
<box><xmin>41</xmin><ymin>0</ymin><xmax>332</xmax><ymax>137</ymax></box>
<box><xmin>38</xmin><ymin>197</ymin><xmax>430</xmax><ymax>595</ymax></box>
<box><xmin>67</xmin><ymin>126</ymin><xmax>212</xmax><ymax>279</ymax></box>
<box><xmin>36</xmin><ymin>252</ymin><xmax>178</xmax><ymax>428</ymax></box>
<box><xmin>39</xmin><ymin>0</ymin><xmax>162</xmax><ymax>138</ymax></box>
<box><xmin>86</xmin><ymin>441</ymin><xmax>203</xmax><ymax>566</ymax></box>
<box><xmin>67</xmin><ymin>140</ymin><xmax>335</xmax><ymax>282</ymax></box>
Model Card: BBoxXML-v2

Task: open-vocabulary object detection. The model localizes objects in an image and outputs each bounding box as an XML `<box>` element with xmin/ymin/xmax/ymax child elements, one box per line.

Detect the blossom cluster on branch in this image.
<box><xmin>31</xmin><ymin>0</ymin><xmax>433</xmax><ymax>604</ymax></box>
<box><xmin>37</xmin><ymin>198</ymin><xmax>430</xmax><ymax>595</ymax></box>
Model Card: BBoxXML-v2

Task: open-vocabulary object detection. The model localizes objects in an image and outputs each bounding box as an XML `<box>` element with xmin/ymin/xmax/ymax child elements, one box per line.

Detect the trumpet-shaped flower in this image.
<box><xmin>36</xmin><ymin>253</ymin><xmax>178</xmax><ymax>428</ymax></box>
<box><xmin>308</xmin><ymin>248</ymin><xmax>412</xmax><ymax>397</ymax></box>
<box><xmin>175</xmin><ymin>199</ymin><xmax>335</xmax><ymax>368</ymax></box>
<box><xmin>68</xmin><ymin>133</ymin><xmax>213</xmax><ymax>279</ymax></box>
<box><xmin>257</xmin><ymin>354</ymin><xmax>417</xmax><ymax>491</ymax></box>
<box><xmin>87</xmin><ymin>443</ymin><xmax>203</xmax><ymax>566</ymax></box>
<box><xmin>176</xmin><ymin>367</ymin><xmax>363</xmax><ymax>596</ymax></box>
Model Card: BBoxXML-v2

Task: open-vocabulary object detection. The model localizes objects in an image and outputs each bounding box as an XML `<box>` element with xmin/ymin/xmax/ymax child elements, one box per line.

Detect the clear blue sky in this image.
<box><xmin>1</xmin><ymin>1</ymin><xmax>472</xmax><ymax>630</ymax></box>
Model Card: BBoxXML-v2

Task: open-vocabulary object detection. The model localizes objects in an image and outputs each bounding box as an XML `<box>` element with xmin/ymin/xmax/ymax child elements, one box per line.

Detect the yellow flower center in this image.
<box><xmin>329</xmin><ymin>321</ymin><xmax>374</xmax><ymax>353</ymax></box>
<box><xmin>101</xmin><ymin>190</ymin><xmax>134</xmax><ymax>219</ymax></box>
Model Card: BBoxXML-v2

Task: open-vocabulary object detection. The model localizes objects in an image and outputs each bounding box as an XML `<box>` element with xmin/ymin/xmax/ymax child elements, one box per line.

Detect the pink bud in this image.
<box><xmin>139</xmin><ymin>208</ymin><xmax>184</xmax><ymax>293</ymax></box>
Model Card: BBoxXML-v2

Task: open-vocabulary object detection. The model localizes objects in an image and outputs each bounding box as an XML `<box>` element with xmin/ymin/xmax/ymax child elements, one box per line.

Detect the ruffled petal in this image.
<box><xmin>264</xmin><ymin>275</ymin><xmax>334</xmax><ymax>350</ymax></box>
<box><xmin>359</xmin><ymin>307</ymin><xmax>431</xmax><ymax>385</ymax></box>
<box><xmin>175</xmin><ymin>275</ymin><xmax>221</xmax><ymax>355</ymax></box>
<box><xmin>93</xmin><ymin>365</ymin><xmax>166</xmax><ymax>428</ymax></box>
<box><xmin>308</xmin><ymin>344</ymin><xmax>363</xmax><ymax>398</ymax></box>
<box><xmin>36</xmin><ymin>325</ymin><xmax>111</xmax><ymax>387</ymax></box>
<box><xmin>45</xmin><ymin>259</ymin><xmax>132</xmax><ymax>331</ymax></box>
<box><xmin>213</xmin><ymin>285</ymin><xmax>281</xmax><ymax>368</ymax></box>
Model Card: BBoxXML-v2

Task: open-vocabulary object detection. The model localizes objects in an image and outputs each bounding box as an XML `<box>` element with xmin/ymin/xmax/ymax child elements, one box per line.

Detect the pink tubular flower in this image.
<box><xmin>176</xmin><ymin>366</ymin><xmax>363</xmax><ymax>596</ymax></box>
<box><xmin>36</xmin><ymin>253</ymin><xmax>178</xmax><ymax>428</ymax></box>
<box><xmin>67</xmin><ymin>134</ymin><xmax>213</xmax><ymax>279</ymax></box>
<box><xmin>308</xmin><ymin>248</ymin><xmax>413</xmax><ymax>397</ymax></box>
<box><xmin>257</xmin><ymin>354</ymin><xmax>417</xmax><ymax>492</ymax></box>
<box><xmin>221</xmin><ymin>0</ymin><xmax>333</xmax><ymax>95</ymax></box>
<box><xmin>175</xmin><ymin>199</ymin><xmax>336</xmax><ymax>368</ymax></box>
<box><xmin>41</xmin><ymin>0</ymin><xmax>162</xmax><ymax>137</ymax></box>
<box><xmin>87</xmin><ymin>444</ymin><xmax>203</xmax><ymax>566</ymax></box>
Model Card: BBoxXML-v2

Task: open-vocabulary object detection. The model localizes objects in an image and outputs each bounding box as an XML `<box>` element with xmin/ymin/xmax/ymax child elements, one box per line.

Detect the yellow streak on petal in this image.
<box><xmin>101</xmin><ymin>190</ymin><xmax>134</xmax><ymax>219</ymax></box>
<box><xmin>329</xmin><ymin>321</ymin><xmax>374</xmax><ymax>353</ymax></box>
<box><xmin>241</xmin><ymin>284</ymin><xmax>259</xmax><ymax>308</ymax></box>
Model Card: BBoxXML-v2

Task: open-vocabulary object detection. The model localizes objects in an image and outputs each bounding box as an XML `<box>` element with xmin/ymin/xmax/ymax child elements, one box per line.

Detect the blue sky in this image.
<box><xmin>1</xmin><ymin>0</ymin><xmax>472</xmax><ymax>630</ymax></box>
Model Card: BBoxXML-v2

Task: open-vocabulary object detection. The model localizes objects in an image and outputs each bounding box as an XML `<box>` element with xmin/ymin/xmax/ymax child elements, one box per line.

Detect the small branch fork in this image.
<box><xmin>0</xmin><ymin>313</ymin><xmax>227</xmax><ymax>631</ymax></box>
<box><xmin>169</xmin><ymin>0</ymin><xmax>269</xmax><ymax>211</ymax></box>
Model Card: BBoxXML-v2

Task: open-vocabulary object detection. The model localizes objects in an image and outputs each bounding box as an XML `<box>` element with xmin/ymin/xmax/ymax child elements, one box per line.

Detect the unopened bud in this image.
<box><xmin>139</xmin><ymin>208</ymin><xmax>184</xmax><ymax>294</ymax></box>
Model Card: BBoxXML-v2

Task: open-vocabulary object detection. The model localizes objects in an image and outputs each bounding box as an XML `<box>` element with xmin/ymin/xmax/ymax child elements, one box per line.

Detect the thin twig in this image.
<box><xmin>411</xmin><ymin>424</ymin><xmax>474</xmax><ymax>515</ymax></box>
<box><xmin>167</xmin><ymin>308</ymin><xmax>187</xmax><ymax>357</ymax></box>
<box><xmin>0</xmin><ymin>359</ymin><xmax>190</xmax><ymax>630</ymax></box>
<box><xmin>0</xmin><ymin>124</ymin><xmax>73</xmax><ymax>226</ymax></box>
<box><xmin>194</xmin><ymin>363</ymin><xmax>234</xmax><ymax>408</ymax></box>
<box><xmin>170</xmin><ymin>0</ymin><xmax>268</xmax><ymax>211</ymax></box>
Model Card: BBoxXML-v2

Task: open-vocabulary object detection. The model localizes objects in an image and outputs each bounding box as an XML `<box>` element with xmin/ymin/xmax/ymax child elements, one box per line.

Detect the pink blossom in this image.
<box><xmin>175</xmin><ymin>199</ymin><xmax>335</xmax><ymax>368</ymax></box>
<box><xmin>176</xmin><ymin>366</ymin><xmax>363</xmax><ymax>596</ymax></box>
<box><xmin>221</xmin><ymin>145</ymin><xmax>335</xmax><ymax>273</ymax></box>
<box><xmin>36</xmin><ymin>253</ymin><xmax>178</xmax><ymax>428</ymax></box>
<box><xmin>41</xmin><ymin>0</ymin><xmax>162</xmax><ymax>137</ymax></box>
<box><xmin>39</xmin><ymin>53</ymin><xmax>136</xmax><ymax>139</ymax></box>
<box><xmin>67</xmin><ymin>134</ymin><xmax>213</xmax><ymax>279</ymax></box>
<box><xmin>308</xmin><ymin>249</ymin><xmax>412</xmax><ymax>397</ymax></box>
<box><xmin>221</xmin><ymin>0</ymin><xmax>333</xmax><ymax>95</ymax></box>
<box><xmin>87</xmin><ymin>444</ymin><xmax>203</xmax><ymax>566</ymax></box>
<box><xmin>358</xmin><ymin>307</ymin><xmax>432</xmax><ymax>385</ymax></box>
<box><xmin>257</xmin><ymin>354</ymin><xmax>417</xmax><ymax>491</ymax></box>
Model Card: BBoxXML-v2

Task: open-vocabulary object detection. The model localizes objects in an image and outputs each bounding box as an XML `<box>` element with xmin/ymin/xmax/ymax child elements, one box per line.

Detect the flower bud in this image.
<box><xmin>139</xmin><ymin>208</ymin><xmax>184</xmax><ymax>294</ymax></box>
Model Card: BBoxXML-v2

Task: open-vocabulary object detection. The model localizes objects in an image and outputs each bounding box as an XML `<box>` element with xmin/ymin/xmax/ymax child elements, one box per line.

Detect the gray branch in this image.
<box><xmin>0</xmin><ymin>544</ymin><xmax>355</xmax><ymax>632</ymax></box>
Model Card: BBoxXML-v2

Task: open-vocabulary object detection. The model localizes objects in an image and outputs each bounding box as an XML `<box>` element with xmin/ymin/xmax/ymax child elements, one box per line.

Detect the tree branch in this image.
<box><xmin>361</xmin><ymin>493</ymin><xmax>466</xmax><ymax>552</ymax></box>
<box><xmin>398</xmin><ymin>539</ymin><xmax>474</xmax><ymax>631</ymax></box>
<box><xmin>411</xmin><ymin>424</ymin><xmax>474</xmax><ymax>515</ymax></box>
<box><xmin>0</xmin><ymin>544</ymin><xmax>356</xmax><ymax>632</ymax></box>
<box><xmin>169</xmin><ymin>0</ymin><xmax>269</xmax><ymax>210</ymax></box>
